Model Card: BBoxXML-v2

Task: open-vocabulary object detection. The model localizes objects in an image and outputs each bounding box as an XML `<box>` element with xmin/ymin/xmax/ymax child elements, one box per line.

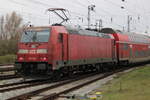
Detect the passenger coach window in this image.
<box><xmin>102</xmin><ymin>33</ymin><xmax>110</xmax><ymax>38</ymax></box>
<box><xmin>123</xmin><ymin>43</ymin><xmax>128</xmax><ymax>50</ymax></box>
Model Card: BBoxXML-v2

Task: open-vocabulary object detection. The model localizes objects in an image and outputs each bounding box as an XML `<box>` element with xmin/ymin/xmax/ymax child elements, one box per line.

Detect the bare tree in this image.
<box><xmin>0</xmin><ymin>12</ymin><xmax>24</xmax><ymax>55</ymax></box>
<box><xmin>0</xmin><ymin>16</ymin><xmax>5</xmax><ymax>40</ymax></box>
<box><xmin>5</xmin><ymin>11</ymin><xmax>23</xmax><ymax>40</ymax></box>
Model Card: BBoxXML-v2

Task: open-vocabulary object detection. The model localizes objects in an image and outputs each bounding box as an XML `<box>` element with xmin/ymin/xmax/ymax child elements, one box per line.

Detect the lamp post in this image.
<box><xmin>88</xmin><ymin>5</ymin><xmax>95</xmax><ymax>29</ymax></box>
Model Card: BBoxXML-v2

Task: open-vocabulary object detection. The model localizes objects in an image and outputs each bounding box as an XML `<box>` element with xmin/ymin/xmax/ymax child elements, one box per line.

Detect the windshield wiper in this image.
<box><xmin>24</xmin><ymin>31</ymin><xmax>33</xmax><ymax>42</ymax></box>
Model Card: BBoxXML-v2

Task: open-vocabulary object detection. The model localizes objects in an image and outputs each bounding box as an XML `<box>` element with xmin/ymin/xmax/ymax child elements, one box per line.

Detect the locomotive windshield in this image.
<box><xmin>21</xmin><ymin>29</ymin><xmax>50</xmax><ymax>43</ymax></box>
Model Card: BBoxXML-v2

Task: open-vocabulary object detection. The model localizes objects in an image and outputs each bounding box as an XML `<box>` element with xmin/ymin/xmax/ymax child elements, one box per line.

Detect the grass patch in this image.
<box><xmin>0</xmin><ymin>54</ymin><xmax>16</xmax><ymax>64</ymax></box>
<box><xmin>99</xmin><ymin>66</ymin><xmax>150</xmax><ymax>100</ymax></box>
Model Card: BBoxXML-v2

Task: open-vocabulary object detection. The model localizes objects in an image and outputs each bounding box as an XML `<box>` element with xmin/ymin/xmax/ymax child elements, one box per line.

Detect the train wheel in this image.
<box><xmin>95</xmin><ymin>64</ymin><xmax>101</xmax><ymax>73</ymax></box>
<box><xmin>52</xmin><ymin>70</ymin><xmax>62</xmax><ymax>81</ymax></box>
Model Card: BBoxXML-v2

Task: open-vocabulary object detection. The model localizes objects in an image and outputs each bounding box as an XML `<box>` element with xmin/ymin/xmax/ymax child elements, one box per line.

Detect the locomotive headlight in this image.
<box><xmin>18</xmin><ymin>49</ymin><xmax>28</xmax><ymax>54</ymax></box>
<box><xmin>18</xmin><ymin>57</ymin><xmax>24</xmax><ymax>61</ymax></box>
<box><xmin>37</xmin><ymin>49</ymin><xmax>47</xmax><ymax>54</ymax></box>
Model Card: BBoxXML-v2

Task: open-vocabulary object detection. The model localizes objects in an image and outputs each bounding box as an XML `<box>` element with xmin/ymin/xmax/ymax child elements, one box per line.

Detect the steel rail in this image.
<box><xmin>7</xmin><ymin>73</ymin><xmax>98</xmax><ymax>100</ymax></box>
<box><xmin>38</xmin><ymin>67</ymin><xmax>130</xmax><ymax>100</ymax></box>
<box><xmin>0</xmin><ymin>67</ymin><xmax>15</xmax><ymax>72</ymax></box>
<box><xmin>0</xmin><ymin>79</ymin><xmax>53</xmax><ymax>92</ymax></box>
<box><xmin>0</xmin><ymin>75</ymin><xmax>20</xmax><ymax>80</ymax></box>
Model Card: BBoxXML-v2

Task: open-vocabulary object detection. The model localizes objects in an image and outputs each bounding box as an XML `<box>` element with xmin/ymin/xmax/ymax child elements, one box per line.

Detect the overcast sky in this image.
<box><xmin>0</xmin><ymin>0</ymin><xmax>150</xmax><ymax>33</ymax></box>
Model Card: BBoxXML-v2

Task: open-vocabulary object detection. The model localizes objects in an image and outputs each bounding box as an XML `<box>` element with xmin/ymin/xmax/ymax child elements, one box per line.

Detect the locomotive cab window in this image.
<box><xmin>21</xmin><ymin>28</ymin><xmax>50</xmax><ymax>43</ymax></box>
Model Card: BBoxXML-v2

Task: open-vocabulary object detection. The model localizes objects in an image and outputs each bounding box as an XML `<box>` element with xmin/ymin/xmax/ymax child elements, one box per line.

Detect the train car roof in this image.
<box><xmin>25</xmin><ymin>26</ymin><xmax>51</xmax><ymax>30</ymax></box>
<box><xmin>65</xmin><ymin>25</ymin><xmax>113</xmax><ymax>39</ymax></box>
<box><xmin>100</xmin><ymin>28</ymin><xmax>150</xmax><ymax>44</ymax></box>
<box><xmin>100</xmin><ymin>28</ymin><xmax>149</xmax><ymax>36</ymax></box>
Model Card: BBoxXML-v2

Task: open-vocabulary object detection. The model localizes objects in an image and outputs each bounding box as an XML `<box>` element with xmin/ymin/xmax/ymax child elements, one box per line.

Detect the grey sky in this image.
<box><xmin>0</xmin><ymin>0</ymin><xmax>150</xmax><ymax>33</ymax></box>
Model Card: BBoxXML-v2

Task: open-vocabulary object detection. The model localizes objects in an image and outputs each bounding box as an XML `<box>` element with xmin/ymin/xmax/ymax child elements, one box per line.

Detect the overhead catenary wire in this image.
<box><xmin>102</xmin><ymin>0</ymin><xmax>150</xmax><ymax>32</ymax></box>
<box><xmin>3</xmin><ymin>0</ymin><xmax>150</xmax><ymax>33</ymax></box>
<box><xmin>7</xmin><ymin>0</ymin><xmax>120</xmax><ymax>21</ymax></box>
<box><xmin>73</xmin><ymin>0</ymin><xmax>127</xmax><ymax>29</ymax></box>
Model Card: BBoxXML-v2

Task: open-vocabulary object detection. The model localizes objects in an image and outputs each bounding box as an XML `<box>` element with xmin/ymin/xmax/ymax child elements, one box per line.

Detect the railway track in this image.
<box><xmin>7</xmin><ymin>67</ymin><xmax>131</xmax><ymax>100</ymax></box>
<box><xmin>0</xmin><ymin>65</ymin><xmax>16</xmax><ymax>80</ymax></box>
<box><xmin>35</xmin><ymin>72</ymin><xmax>117</xmax><ymax>100</ymax></box>
<box><xmin>38</xmin><ymin>67</ymin><xmax>132</xmax><ymax>100</ymax></box>
<box><xmin>0</xmin><ymin>64</ymin><xmax>13</xmax><ymax>67</ymax></box>
<box><xmin>6</xmin><ymin>73</ymin><xmax>97</xmax><ymax>100</ymax></box>
<box><xmin>0</xmin><ymin>75</ymin><xmax>20</xmax><ymax>80</ymax></box>
<box><xmin>0</xmin><ymin>67</ymin><xmax>15</xmax><ymax>72</ymax></box>
<box><xmin>0</xmin><ymin>79</ymin><xmax>53</xmax><ymax>93</ymax></box>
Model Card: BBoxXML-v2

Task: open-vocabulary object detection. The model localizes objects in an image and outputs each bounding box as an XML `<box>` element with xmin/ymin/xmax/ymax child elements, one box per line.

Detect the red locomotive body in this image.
<box><xmin>16</xmin><ymin>26</ymin><xmax>68</xmax><ymax>75</ymax></box>
<box><xmin>15</xmin><ymin>25</ymin><xmax>116</xmax><ymax>76</ymax></box>
<box><xmin>65</xmin><ymin>29</ymin><xmax>116</xmax><ymax>69</ymax></box>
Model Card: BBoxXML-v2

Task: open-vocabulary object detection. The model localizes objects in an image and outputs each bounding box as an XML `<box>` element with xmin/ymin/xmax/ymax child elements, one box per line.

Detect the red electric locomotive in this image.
<box><xmin>15</xmin><ymin>25</ymin><xmax>117</xmax><ymax>76</ymax></box>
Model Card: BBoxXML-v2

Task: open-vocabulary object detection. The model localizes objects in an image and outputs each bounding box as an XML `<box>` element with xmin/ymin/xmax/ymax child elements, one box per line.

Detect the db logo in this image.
<box><xmin>29</xmin><ymin>50</ymin><xmax>36</xmax><ymax>54</ymax></box>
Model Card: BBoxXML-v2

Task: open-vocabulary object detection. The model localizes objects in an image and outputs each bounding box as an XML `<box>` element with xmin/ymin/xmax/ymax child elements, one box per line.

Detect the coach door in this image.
<box><xmin>59</xmin><ymin>33</ymin><xmax>68</xmax><ymax>62</ymax></box>
<box><xmin>129</xmin><ymin>44</ymin><xmax>133</xmax><ymax>62</ymax></box>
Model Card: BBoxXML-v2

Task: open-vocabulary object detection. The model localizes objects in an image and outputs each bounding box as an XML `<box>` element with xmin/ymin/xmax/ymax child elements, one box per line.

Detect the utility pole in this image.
<box><xmin>87</xmin><ymin>5</ymin><xmax>95</xmax><ymax>29</ymax></box>
<box><xmin>123</xmin><ymin>26</ymin><xmax>125</xmax><ymax>31</ymax></box>
<box><xmin>95</xmin><ymin>19</ymin><xmax>102</xmax><ymax>31</ymax></box>
<box><xmin>95</xmin><ymin>21</ymin><xmax>98</xmax><ymax>29</ymax></box>
<box><xmin>99</xmin><ymin>19</ymin><xmax>102</xmax><ymax>31</ymax></box>
<box><xmin>48</xmin><ymin>13</ymin><xmax>51</xmax><ymax>24</ymax></box>
<box><xmin>88</xmin><ymin>6</ymin><xmax>90</xmax><ymax>29</ymax></box>
<box><xmin>127</xmin><ymin>15</ymin><xmax>132</xmax><ymax>32</ymax></box>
